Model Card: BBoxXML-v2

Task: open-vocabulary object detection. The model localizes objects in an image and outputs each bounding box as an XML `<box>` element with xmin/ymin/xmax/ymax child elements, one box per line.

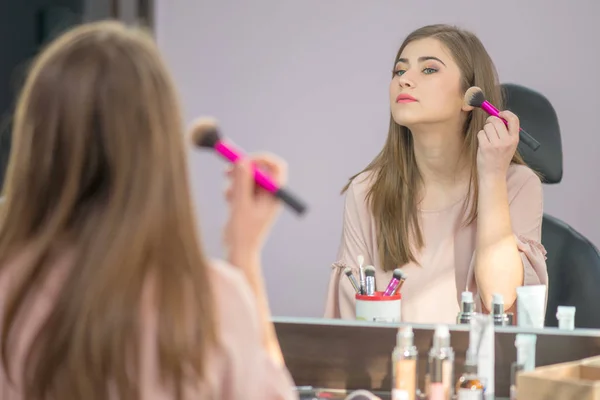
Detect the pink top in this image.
<box><xmin>325</xmin><ymin>164</ymin><xmax>548</xmax><ymax>324</ymax></box>
<box><xmin>0</xmin><ymin>251</ymin><xmax>297</xmax><ymax>400</ymax></box>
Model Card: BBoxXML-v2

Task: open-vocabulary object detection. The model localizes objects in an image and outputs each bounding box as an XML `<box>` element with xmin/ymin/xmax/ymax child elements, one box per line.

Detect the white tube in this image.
<box><xmin>470</xmin><ymin>314</ymin><xmax>495</xmax><ymax>395</ymax></box>
<box><xmin>556</xmin><ymin>306</ymin><xmax>576</xmax><ymax>330</ymax></box>
<box><xmin>516</xmin><ymin>285</ymin><xmax>547</xmax><ymax>328</ymax></box>
<box><xmin>515</xmin><ymin>334</ymin><xmax>537</xmax><ymax>372</ymax></box>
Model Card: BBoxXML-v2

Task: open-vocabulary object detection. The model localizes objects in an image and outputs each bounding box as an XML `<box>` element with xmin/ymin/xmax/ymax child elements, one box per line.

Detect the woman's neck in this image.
<box><xmin>410</xmin><ymin>125</ymin><xmax>471</xmax><ymax>188</ymax></box>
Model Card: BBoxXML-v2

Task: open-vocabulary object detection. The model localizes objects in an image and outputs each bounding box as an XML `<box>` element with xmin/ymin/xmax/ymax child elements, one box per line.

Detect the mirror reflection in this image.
<box><xmin>153</xmin><ymin>2</ymin><xmax>599</xmax><ymax>334</ymax></box>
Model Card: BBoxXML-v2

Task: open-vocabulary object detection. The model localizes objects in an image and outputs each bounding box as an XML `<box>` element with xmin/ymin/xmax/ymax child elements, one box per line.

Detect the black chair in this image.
<box><xmin>502</xmin><ymin>83</ymin><xmax>600</xmax><ymax>329</ymax></box>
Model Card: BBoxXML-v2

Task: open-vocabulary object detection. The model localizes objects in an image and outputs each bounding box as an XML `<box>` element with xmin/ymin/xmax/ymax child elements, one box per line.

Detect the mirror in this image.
<box><xmin>154</xmin><ymin>0</ymin><xmax>600</xmax><ymax>333</ymax></box>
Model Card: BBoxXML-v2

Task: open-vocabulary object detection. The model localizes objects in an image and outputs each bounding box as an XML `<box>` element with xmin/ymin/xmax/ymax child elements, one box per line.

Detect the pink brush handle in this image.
<box><xmin>214</xmin><ymin>140</ymin><xmax>278</xmax><ymax>193</ymax></box>
<box><xmin>383</xmin><ymin>278</ymin><xmax>400</xmax><ymax>296</ymax></box>
<box><xmin>481</xmin><ymin>101</ymin><xmax>505</xmax><ymax>124</ymax></box>
<box><xmin>480</xmin><ymin>101</ymin><xmax>541</xmax><ymax>151</ymax></box>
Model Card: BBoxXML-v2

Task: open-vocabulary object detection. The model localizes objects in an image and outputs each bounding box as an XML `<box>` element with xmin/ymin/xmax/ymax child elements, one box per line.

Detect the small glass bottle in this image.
<box><xmin>426</xmin><ymin>325</ymin><xmax>455</xmax><ymax>400</ymax></box>
<box><xmin>491</xmin><ymin>293</ymin><xmax>509</xmax><ymax>326</ymax></box>
<box><xmin>456</xmin><ymin>349</ymin><xmax>484</xmax><ymax>400</ymax></box>
<box><xmin>457</xmin><ymin>291</ymin><xmax>475</xmax><ymax>325</ymax></box>
<box><xmin>428</xmin><ymin>357</ymin><xmax>446</xmax><ymax>400</ymax></box>
<box><xmin>392</xmin><ymin>326</ymin><xmax>418</xmax><ymax>400</ymax></box>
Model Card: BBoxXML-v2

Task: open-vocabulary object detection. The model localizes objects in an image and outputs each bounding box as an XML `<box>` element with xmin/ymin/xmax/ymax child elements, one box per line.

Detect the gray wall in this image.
<box><xmin>155</xmin><ymin>0</ymin><xmax>600</xmax><ymax>317</ymax></box>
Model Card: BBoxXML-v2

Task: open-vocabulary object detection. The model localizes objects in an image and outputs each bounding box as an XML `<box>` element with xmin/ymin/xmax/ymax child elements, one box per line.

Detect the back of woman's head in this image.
<box><xmin>0</xmin><ymin>21</ymin><xmax>216</xmax><ymax>400</ymax></box>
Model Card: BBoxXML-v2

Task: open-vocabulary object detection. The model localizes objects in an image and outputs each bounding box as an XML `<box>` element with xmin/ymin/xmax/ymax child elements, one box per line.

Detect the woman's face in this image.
<box><xmin>389</xmin><ymin>38</ymin><xmax>470</xmax><ymax>130</ymax></box>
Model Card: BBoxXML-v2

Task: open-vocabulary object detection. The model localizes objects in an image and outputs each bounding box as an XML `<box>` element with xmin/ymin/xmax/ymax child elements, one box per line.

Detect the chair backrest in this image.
<box><xmin>501</xmin><ymin>83</ymin><xmax>563</xmax><ymax>184</ymax></box>
<box><xmin>502</xmin><ymin>83</ymin><xmax>600</xmax><ymax>328</ymax></box>
<box><xmin>542</xmin><ymin>213</ymin><xmax>600</xmax><ymax>329</ymax></box>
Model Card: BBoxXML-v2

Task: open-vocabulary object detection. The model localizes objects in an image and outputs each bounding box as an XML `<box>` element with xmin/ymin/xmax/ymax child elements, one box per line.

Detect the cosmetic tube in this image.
<box><xmin>516</xmin><ymin>333</ymin><xmax>537</xmax><ymax>372</ymax></box>
<box><xmin>470</xmin><ymin>314</ymin><xmax>494</xmax><ymax>396</ymax></box>
<box><xmin>516</xmin><ymin>285</ymin><xmax>546</xmax><ymax>328</ymax></box>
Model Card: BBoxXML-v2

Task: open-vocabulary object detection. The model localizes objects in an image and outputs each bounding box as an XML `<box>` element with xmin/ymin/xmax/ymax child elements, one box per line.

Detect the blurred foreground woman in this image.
<box><xmin>0</xmin><ymin>21</ymin><xmax>297</xmax><ymax>400</ymax></box>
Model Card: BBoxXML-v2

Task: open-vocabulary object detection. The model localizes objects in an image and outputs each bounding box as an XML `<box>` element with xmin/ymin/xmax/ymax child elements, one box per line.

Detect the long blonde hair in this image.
<box><xmin>345</xmin><ymin>24</ymin><xmax>525</xmax><ymax>271</ymax></box>
<box><xmin>0</xmin><ymin>21</ymin><xmax>217</xmax><ymax>399</ymax></box>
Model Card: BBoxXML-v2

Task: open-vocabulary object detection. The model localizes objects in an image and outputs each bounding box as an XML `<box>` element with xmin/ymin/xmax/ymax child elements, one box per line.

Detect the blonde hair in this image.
<box><xmin>344</xmin><ymin>24</ymin><xmax>525</xmax><ymax>271</ymax></box>
<box><xmin>0</xmin><ymin>21</ymin><xmax>217</xmax><ymax>399</ymax></box>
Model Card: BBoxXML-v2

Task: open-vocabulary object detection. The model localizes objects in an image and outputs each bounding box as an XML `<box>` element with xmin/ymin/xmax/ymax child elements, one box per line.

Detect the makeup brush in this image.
<box><xmin>344</xmin><ymin>267</ymin><xmax>361</xmax><ymax>294</ymax></box>
<box><xmin>357</xmin><ymin>255</ymin><xmax>366</xmax><ymax>295</ymax></box>
<box><xmin>383</xmin><ymin>268</ymin><xmax>406</xmax><ymax>296</ymax></box>
<box><xmin>364</xmin><ymin>265</ymin><xmax>376</xmax><ymax>296</ymax></box>
<box><xmin>464</xmin><ymin>86</ymin><xmax>540</xmax><ymax>151</ymax></box>
<box><xmin>190</xmin><ymin>117</ymin><xmax>307</xmax><ymax>215</ymax></box>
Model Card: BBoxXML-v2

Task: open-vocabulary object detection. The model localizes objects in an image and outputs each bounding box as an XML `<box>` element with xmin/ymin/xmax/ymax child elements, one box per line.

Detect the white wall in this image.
<box><xmin>155</xmin><ymin>0</ymin><xmax>600</xmax><ymax>317</ymax></box>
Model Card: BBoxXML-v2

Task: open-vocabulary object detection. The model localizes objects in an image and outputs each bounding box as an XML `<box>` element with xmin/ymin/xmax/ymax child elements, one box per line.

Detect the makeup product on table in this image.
<box><xmin>516</xmin><ymin>285</ymin><xmax>547</xmax><ymax>328</ymax></box>
<box><xmin>457</xmin><ymin>291</ymin><xmax>475</xmax><ymax>325</ymax></box>
<box><xmin>189</xmin><ymin>117</ymin><xmax>307</xmax><ymax>215</ymax></box>
<box><xmin>491</xmin><ymin>293</ymin><xmax>511</xmax><ymax>327</ymax></box>
<box><xmin>516</xmin><ymin>334</ymin><xmax>537</xmax><ymax>372</ymax></box>
<box><xmin>556</xmin><ymin>306</ymin><xmax>576</xmax><ymax>330</ymax></box>
<box><xmin>427</xmin><ymin>325</ymin><xmax>455</xmax><ymax>400</ymax></box>
<box><xmin>392</xmin><ymin>326</ymin><xmax>418</xmax><ymax>400</ymax></box>
<box><xmin>358</xmin><ymin>255</ymin><xmax>366</xmax><ymax>295</ymax></box>
<box><xmin>510</xmin><ymin>334</ymin><xmax>537</xmax><ymax>400</ymax></box>
<box><xmin>428</xmin><ymin>357</ymin><xmax>446</xmax><ymax>400</ymax></box>
<box><xmin>456</xmin><ymin>349</ymin><xmax>484</xmax><ymax>400</ymax></box>
<box><xmin>364</xmin><ymin>265</ymin><xmax>376</xmax><ymax>296</ymax></box>
<box><xmin>344</xmin><ymin>267</ymin><xmax>361</xmax><ymax>294</ymax></box>
<box><xmin>384</xmin><ymin>268</ymin><xmax>406</xmax><ymax>296</ymax></box>
<box><xmin>470</xmin><ymin>314</ymin><xmax>494</xmax><ymax>398</ymax></box>
<box><xmin>463</xmin><ymin>86</ymin><xmax>540</xmax><ymax>151</ymax></box>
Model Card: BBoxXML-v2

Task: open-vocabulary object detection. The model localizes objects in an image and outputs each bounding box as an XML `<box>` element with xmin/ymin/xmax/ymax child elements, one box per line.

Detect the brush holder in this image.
<box><xmin>355</xmin><ymin>291</ymin><xmax>402</xmax><ymax>323</ymax></box>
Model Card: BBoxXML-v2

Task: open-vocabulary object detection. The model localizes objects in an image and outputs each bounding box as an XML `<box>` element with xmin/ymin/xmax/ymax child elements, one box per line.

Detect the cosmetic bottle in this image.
<box><xmin>491</xmin><ymin>293</ymin><xmax>513</xmax><ymax>327</ymax></box>
<box><xmin>457</xmin><ymin>291</ymin><xmax>475</xmax><ymax>325</ymax></box>
<box><xmin>392</xmin><ymin>326</ymin><xmax>418</xmax><ymax>400</ymax></box>
<box><xmin>456</xmin><ymin>349</ymin><xmax>484</xmax><ymax>400</ymax></box>
<box><xmin>428</xmin><ymin>357</ymin><xmax>446</xmax><ymax>400</ymax></box>
<box><xmin>556</xmin><ymin>306</ymin><xmax>576</xmax><ymax>331</ymax></box>
<box><xmin>427</xmin><ymin>325</ymin><xmax>454</xmax><ymax>399</ymax></box>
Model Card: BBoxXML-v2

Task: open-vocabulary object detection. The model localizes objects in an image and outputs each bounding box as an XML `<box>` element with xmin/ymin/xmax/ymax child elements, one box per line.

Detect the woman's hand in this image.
<box><xmin>223</xmin><ymin>153</ymin><xmax>287</xmax><ymax>265</ymax></box>
<box><xmin>476</xmin><ymin>111</ymin><xmax>520</xmax><ymax>181</ymax></box>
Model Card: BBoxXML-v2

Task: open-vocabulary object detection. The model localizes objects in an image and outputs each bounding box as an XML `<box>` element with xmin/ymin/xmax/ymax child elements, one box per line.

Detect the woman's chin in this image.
<box><xmin>392</xmin><ymin>114</ymin><xmax>420</xmax><ymax>129</ymax></box>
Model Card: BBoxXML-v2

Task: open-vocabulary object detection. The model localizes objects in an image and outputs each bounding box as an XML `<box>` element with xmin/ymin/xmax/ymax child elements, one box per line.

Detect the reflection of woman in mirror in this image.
<box><xmin>0</xmin><ymin>22</ymin><xmax>296</xmax><ymax>399</ymax></box>
<box><xmin>325</xmin><ymin>24</ymin><xmax>548</xmax><ymax>324</ymax></box>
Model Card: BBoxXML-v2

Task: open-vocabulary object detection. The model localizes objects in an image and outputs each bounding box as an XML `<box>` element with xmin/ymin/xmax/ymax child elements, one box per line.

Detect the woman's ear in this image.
<box><xmin>462</xmin><ymin>103</ymin><xmax>475</xmax><ymax>112</ymax></box>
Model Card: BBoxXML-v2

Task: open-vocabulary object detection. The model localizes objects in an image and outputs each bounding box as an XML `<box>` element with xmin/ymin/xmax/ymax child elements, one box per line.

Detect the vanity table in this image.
<box><xmin>274</xmin><ymin>317</ymin><xmax>600</xmax><ymax>399</ymax></box>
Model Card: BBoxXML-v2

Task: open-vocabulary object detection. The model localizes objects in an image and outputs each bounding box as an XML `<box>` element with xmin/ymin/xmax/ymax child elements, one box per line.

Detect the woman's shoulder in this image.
<box><xmin>345</xmin><ymin>170</ymin><xmax>377</xmax><ymax>201</ymax></box>
<box><xmin>506</xmin><ymin>164</ymin><xmax>542</xmax><ymax>196</ymax></box>
<box><xmin>208</xmin><ymin>259</ymin><xmax>256</xmax><ymax>310</ymax></box>
<box><xmin>207</xmin><ymin>259</ymin><xmax>260</xmax><ymax>328</ymax></box>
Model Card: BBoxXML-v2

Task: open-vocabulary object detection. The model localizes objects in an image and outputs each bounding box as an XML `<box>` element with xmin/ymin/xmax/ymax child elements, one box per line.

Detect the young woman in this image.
<box><xmin>325</xmin><ymin>24</ymin><xmax>548</xmax><ymax>324</ymax></box>
<box><xmin>0</xmin><ymin>21</ymin><xmax>296</xmax><ymax>400</ymax></box>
